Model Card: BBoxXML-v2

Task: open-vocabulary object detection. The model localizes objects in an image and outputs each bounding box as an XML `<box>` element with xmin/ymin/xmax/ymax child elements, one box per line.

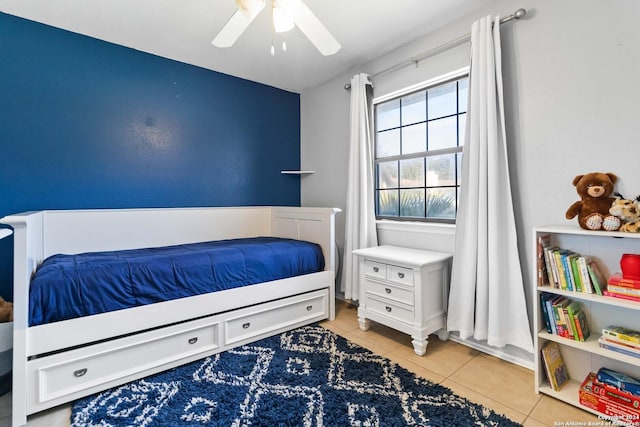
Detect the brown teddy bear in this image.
<box><xmin>0</xmin><ymin>296</ymin><xmax>13</xmax><ymax>322</ymax></box>
<box><xmin>566</xmin><ymin>172</ymin><xmax>620</xmax><ymax>231</ymax></box>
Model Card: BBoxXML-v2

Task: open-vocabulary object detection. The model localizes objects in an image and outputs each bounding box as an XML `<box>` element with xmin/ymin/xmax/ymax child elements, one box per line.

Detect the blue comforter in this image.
<box><xmin>29</xmin><ymin>237</ymin><xmax>324</xmax><ymax>326</ymax></box>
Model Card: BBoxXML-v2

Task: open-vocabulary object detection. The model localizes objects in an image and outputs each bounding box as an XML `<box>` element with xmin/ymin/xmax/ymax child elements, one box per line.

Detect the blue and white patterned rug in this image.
<box><xmin>71</xmin><ymin>325</ymin><xmax>521</xmax><ymax>426</ymax></box>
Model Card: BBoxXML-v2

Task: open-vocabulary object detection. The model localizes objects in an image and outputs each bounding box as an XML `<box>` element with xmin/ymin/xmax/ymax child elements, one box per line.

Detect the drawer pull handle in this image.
<box><xmin>397</xmin><ymin>272</ymin><xmax>405</xmax><ymax>279</ymax></box>
<box><xmin>373</xmin><ymin>267</ymin><xmax>379</xmax><ymax>273</ymax></box>
<box><xmin>306</xmin><ymin>305</ymin><xmax>313</xmax><ymax>311</ymax></box>
<box><xmin>73</xmin><ymin>368</ymin><xmax>88</xmax><ymax>378</ymax></box>
<box><xmin>385</xmin><ymin>306</ymin><xmax>392</xmax><ymax>312</ymax></box>
<box><xmin>242</xmin><ymin>322</ymin><xmax>251</xmax><ymax>329</ymax></box>
<box><xmin>188</xmin><ymin>337</ymin><xmax>198</xmax><ymax>345</ymax></box>
<box><xmin>385</xmin><ymin>288</ymin><xmax>391</xmax><ymax>294</ymax></box>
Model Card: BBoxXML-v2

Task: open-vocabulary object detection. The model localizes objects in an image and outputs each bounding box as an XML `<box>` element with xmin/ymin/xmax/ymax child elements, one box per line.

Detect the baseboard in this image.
<box><xmin>448</xmin><ymin>333</ymin><xmax>534</xmax><ymax>370</ymax></box>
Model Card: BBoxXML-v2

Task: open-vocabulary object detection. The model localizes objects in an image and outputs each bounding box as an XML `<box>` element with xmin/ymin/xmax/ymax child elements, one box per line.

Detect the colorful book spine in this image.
<box><xmin>588</xmin><ymin>261</ymin><xmax>605</xmax><ymax>295</ymax></box>
<box><xmin>603</xmin><ymin>290</ymin><xmax>640</xmax><ymax>302</ymax></box>
<box><xmin>577</xmin><ymin>256</ymin><xmax>594</xmax><ymax>294</ymax></box>
<box><xmin>599</xmin><ymin>337</ymin><xmax>640</xmax><ymax>359</ymax></box>
<box><xmin>607</xmin><ymin>273</ymin><xmax>640</xmax><ymax>289</ymax></box>
<box><xmin>602</xmin><ymin>326</ymin><xmax>640</xmax><ymax>345</ymax></box>
<box><xmin>573</xmin><ymin>308</ymin><xmax>590</xmax><ymax>341</ymax></box>
<box><xmin>570</xmin><ymin>255</ymin><xmax>583</xmax><ymax>292</ymax></box>
<box><xmin>606</xmin><ymin>285</ymin><xmax>640</xmax><ymax>297</ymax></box>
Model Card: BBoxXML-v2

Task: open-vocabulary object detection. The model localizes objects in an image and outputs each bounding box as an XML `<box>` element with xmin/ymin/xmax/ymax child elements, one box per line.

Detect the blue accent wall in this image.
<box><xmin>0</xmin><ymin>12</ymin><xmax>301</xmax><ymax>299</ymax></box>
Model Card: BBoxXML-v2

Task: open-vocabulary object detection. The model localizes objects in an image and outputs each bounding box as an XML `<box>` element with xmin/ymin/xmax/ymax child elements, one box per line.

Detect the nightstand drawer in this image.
<box><xmin>366</xmin><ymin>296</ymin><xmax>414</xmax><ymax>324</ymax></box>
<box><xmin>365</xmin><ymin>260</ymin><xmax>387</xmax><ymax>280</ymax></box>
<box><xmin>365</xmin><ymin>280</ymin><xmax>413</xmax><ymax>306</ymax></box>
<box><xmin>388</xmin><ymin>265</ymin><xmax>413</xmax><ymax>286</ymax></box>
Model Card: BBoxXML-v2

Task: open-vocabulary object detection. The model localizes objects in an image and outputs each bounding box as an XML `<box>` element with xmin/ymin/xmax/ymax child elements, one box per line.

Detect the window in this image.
<box><xmin>373</xmin><ymin>70</ymin><xmax>468</xmax><ymax>223</ymax></box>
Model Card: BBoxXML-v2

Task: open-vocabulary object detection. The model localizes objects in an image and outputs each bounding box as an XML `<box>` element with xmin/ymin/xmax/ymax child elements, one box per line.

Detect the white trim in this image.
<box><xmin>372</xmin><ymin>66</ymin><xmax>470</xmax><ymax>104</ymax></box>
<box><xmin>376</xmin><ymin>219</ymin><xmax>455</xmax><ymax>236</ymax></box>
<box><xmin>448</xmin><ymin>333</ymin><xmax>534</xmax><ymax>370</ymax></box>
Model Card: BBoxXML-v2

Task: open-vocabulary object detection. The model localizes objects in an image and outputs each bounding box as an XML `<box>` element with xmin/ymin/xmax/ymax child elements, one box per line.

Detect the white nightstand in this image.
<box><xmin>352</xmin><ymin>245</ymin><xmax>452</xmax><ymax>356</ymax></box>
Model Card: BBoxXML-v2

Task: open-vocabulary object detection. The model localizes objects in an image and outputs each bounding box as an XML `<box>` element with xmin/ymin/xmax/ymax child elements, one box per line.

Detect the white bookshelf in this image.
<box><xmin>533</xmin><ymin>225</ymin><xmax>640</xmax><ymax>417</ymax></box>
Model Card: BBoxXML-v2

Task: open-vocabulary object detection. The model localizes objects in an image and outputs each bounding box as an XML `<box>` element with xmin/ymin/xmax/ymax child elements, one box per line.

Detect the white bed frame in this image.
<box><xmin>0</xmin><ymin>206</ymin><xmax>340</xmax><ymax>427</ymax></box>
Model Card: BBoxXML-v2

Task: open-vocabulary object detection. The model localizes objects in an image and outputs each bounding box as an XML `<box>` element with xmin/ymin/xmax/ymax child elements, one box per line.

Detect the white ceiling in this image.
<box><xmin>0</xmin><ymin>0</ymin><xmax>492</xmax><ymax>93</ymax></box>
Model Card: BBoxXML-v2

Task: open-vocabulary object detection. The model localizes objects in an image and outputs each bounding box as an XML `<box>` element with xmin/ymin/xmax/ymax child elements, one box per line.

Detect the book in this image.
<box><xmin>537</xmin><ymin>234</ymin><xmax>552</xmax><ymax>287</ymax></box>
<box><xmin>570</xmin><ymin>255</ymin><xmax>583</xmax><ymax>292</ymax></box>
<box><xmin>608</xmin><ymin>273</ymin><xmax>640</xmax><ymax>290</ymax></box>
<box><xmin>597</xmin><ymin>367</ymin><xmax>640</xmax><ymax>397</ymax></box>
<box><xmin>554</xmin><ymin>249</ymin><xmax>570</xmax><ymax>290</ymax></box>
<box><xmin>599</xmin><ymin>337</ymin><xmax>640</xmax><ymax>359</ymax></box>
<box><xmin>603</xmin><ymin>290</ymin><xmax>640</xmax><ymax>302</ymax></box>
<box><xmin>602</xmin><ymin>326</ymin><xmax>640</xmax><ymax>345</ymax></box>
<box><xmin>541</xmin><ymin>341</ymin><xmax>569</xmax><ymax>391</ymax></box>
<box><xmin>564</xmin><ymin>300</ymin><xmax>581</xmax><ymax>340</ymax></box>
<box><xmin>551</xmin><ymin>297</ymin><xmax>570</xmax><ymax>338</ymax></box>
<box><xmin>545</xmin><ymin>294</ymin><xmax>566</xmax><ymax>336</ymax></box>
<box><xmin>592</xmin><ymin>376</ymin><xmax>640</xmax><ymax>409</ymax></box>
<box><xmin>577</xmin><ymin>256</ymin><xmax>594</xmax><ymax>294</ymax></box>
<box><xmin>539</xmin><ymin>293</ymin><xmax>554</xmax><ymax>334</ymax></box>
<box><xmin>580</xmin><ymin>373</ymin><xmax>640</xmax><ymax>420</ymax></box>
<box><xmin>572</xmin><ymin>307</ymin><xmax>590</xmax><ymax>341</ymax></box>
<box><xmin>544</xmin><ymin>246</ymin><xmax>560</xmax><ymax>288</ymax></box>
<box><xmin>588</xmin><ymin>261</ymin><xmax>606</xmax><ymax>295</ymax></box>
<box><xmin>606</xmin><ymin>285</ymin><xmax>640</xmax><ymax>297</ymax></box>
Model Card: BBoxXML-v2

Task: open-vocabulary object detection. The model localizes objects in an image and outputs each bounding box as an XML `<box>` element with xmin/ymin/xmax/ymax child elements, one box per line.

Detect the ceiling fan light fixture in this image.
<box><xmin>272</xmin><ymin>1</ymin><xmax>294</xmax><ymax>33</ymax></box>
<box><xmin>235</xmin><ymin>0</ymin><xmax>265</xmax><ymax>19</ymax></box>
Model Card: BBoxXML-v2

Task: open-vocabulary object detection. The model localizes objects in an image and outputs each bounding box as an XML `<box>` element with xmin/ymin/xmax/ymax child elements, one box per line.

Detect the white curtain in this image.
<box><xmin>446</xmin><ymin>16</ymin><xmax>533</xmax><ymax>353</ymax></box>
<box><xmin>341</xmin><ymin>73</ymin><xmax>378</xmax><ymax>301</ymax></box>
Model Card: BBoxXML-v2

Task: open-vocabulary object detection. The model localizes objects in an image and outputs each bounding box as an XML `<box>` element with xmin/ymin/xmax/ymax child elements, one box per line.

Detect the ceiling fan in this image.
<box><xmin>212</xmin><ymin>0</ymin><xmax>341</xmax><ymax>56</ymax></box>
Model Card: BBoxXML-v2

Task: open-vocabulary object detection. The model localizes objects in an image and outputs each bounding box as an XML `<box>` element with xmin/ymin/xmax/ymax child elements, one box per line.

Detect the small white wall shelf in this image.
<box><xmin>0</xmin><ymin>229</ymin><xmax>12</xmax><ymax>240</ymax></box>
<box><xmin>281</xmin><ymin>170</ymin><xmax>315</xmax><ymax>175</ymax></box>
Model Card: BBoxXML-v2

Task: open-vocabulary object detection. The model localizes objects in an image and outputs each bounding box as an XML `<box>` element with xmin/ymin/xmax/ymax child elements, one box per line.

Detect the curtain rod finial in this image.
<box><xmin>514</xmin><ymin>8</ymin><xmax>526</xmax><ymax>20</ymax></box>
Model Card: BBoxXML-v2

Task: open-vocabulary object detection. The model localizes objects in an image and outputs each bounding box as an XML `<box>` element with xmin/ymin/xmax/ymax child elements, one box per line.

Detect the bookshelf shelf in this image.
<box><xmin>533</xmin><ymin>225</ymin><xmax>640</xmax><ymax>417</ymax></box>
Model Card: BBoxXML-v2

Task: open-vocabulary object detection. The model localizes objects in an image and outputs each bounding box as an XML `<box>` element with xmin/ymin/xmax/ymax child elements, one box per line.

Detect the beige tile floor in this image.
<box><xmin>0</xmin><ymin>300</ymin><xmax>603</xmax><ymax>426</ymax></box>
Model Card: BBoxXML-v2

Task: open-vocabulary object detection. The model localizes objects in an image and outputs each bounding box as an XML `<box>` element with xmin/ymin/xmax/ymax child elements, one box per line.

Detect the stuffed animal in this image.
<box><xmin>565</xmin><ymin>172</ymin><xmax>620</xmax><ymax>231</ymax></box>
<box><xmin>610</xmin><ymin>192</ymin><xmax>640</xmax><ymax>232</ymax></box>
<box><xmin>0</xmin><ymin>297</ymin><xmax>12</xmax><ymax>322</ymax></box>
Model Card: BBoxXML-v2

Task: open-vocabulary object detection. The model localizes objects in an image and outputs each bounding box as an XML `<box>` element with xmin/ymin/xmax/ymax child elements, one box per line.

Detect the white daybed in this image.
<box><xmin>0</xmin><ymin>206</ymin><xmax>340</xmax><ymax>427</ymax></box>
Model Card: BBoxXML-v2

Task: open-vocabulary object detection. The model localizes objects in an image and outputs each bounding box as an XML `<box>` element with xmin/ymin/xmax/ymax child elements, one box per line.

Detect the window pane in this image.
<box><xmin>428</xmin><ymin>81</ymin><xmax>457</xmax><ymax>120</ymax></box>
<box><xmin>428</xmin><ymin>116</ymin><xmax>457</xmax><ymax>150</ymax></box>
<box><xmin>376</xmin><ymin>129</ymin><xmax>400</xmax><ymax>158</ymax></box>
<box><xmin>400</xmin><ymin>189</ymin><xmax>425</xmax><ymax>217</ymax></box>
<box><xmin>458</xmin><ymin>78</ymin><xmax>468</xmax><ymax>113</ymax></box>
<box><xmin>401</xmin><ymin>91</ymin><xmax>426</xmax><ymax>126</ymax></box>
<box><xmin>377</xmin><ymin>190</ymin><xmax>399</xmax><ymax>216</ymax></box>
<box><xmin>458</xmin><ymin>113</ymin><xmax>466</xmax><ymax>146</ymax></box>
<box><xmin>401</xmin><ymin>123</ymin><xmax>426</xmax><ymax>154</ymax></box>
<box><xmin>400</xmin><ymin>158</ymin><xmax>424</xmax><ymax>188</ymax></box>
<box><xmin>376</xmin><ymin>99</ymin><xmax>400</xmax><ymax>131</ymax></box>
<box><xmin>427</xmin><ymin>188</ymin><xmax>456</xmax><ymax>219</ymax></box>
<box><xmin>377</xmin><ymin>161</ymin><xmax>398</xmax><ymax>189</ymax></box>
<box><xmin>426</xmin><ymin>154</ymin><xmax>456</xmax><ymax>186</ymax></box>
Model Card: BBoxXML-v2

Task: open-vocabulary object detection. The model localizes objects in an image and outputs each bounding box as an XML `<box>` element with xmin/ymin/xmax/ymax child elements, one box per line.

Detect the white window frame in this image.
<box><xmin>372</xmin><ymin>67</ymin><xmax>469</xmax><ymax>224</ymax></box>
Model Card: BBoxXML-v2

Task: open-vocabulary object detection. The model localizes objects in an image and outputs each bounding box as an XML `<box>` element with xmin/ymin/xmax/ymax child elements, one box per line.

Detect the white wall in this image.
<box><xmin>301</xmin><ymin>0</ymin><xmax>640</xmax><ymax>366</ymax></box>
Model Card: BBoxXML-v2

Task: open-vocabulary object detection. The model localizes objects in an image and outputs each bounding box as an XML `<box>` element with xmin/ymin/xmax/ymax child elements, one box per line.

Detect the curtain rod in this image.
<box><xmin>344</xmin><ymin>8</ymin><xmax>526</xmax><ymax>90</ymax></box>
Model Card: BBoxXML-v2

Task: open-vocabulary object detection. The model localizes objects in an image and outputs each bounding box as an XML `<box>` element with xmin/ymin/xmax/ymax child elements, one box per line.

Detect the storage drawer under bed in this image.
<box><xmin>31</xmin><ymin>317</ymin><xmax>220</xmax><ymax>404</ymax></box>
<box><xmin>224</xmin><ymin>290</ymin><xmax>328</xmax><ymax>345</ymax></box>
<box><xmin>25</xmin><ymin>289</ymin><xmax>329</xmax><ymax>413</ymax></box>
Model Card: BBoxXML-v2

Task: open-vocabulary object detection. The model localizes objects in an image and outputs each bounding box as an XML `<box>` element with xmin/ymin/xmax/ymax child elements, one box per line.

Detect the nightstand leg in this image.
<box><xmin>411</xmin><ymin>337</ymin><xmax>428</xmax><ymax>356</ymax></box>
<box><xmin>437</xmin><ymin>329</ymin><xmax>449</xmax><ymax>341</ymax></box>
<box><xmin>358</xmin><ymin>316</ymin><xmax>371</xmax><ymax>331</ymax></box>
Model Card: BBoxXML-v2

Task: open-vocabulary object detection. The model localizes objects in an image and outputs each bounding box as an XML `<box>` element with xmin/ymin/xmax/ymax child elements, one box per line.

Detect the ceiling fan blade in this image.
<box><xmin>283</xmin><ymin>0</ymin><xmax>341</xmax><ymax>56</ymax></box>
<box><xmin>212</xmin><ymin>1</ymin><xmax>266</xmax><ymax>48</ymax></box>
